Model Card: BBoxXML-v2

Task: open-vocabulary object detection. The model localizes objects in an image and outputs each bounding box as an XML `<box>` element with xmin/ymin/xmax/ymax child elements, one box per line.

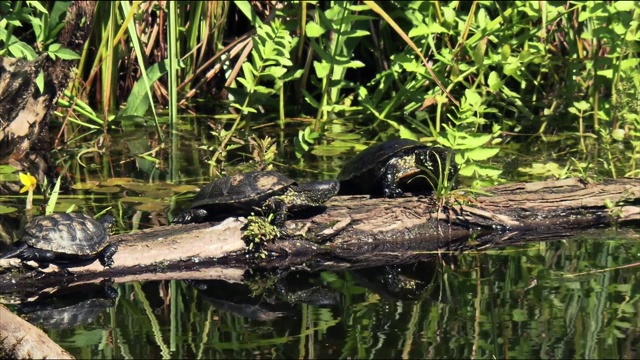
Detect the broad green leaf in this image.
<box><xmin>487</xmin><ymin>71</ymin><xmax>502</xmax><ymax>92</ymax></box>
<box><xmin>463</xmin><ymin>89</ymin><xmax>483</xmax><ymax>109</ymax></box>
<box><xmin>51</xmin><ymin>48</ymin><xmax>80</xmax><ymax>60</ymax></box>
<box><xmin>234</xmin><ymin>0</ymin><xmax>262</xmax><ymax>26</ymax></box>
<box><xmin>0</xmin><ymin>205</ymin><xmax>17</xmax><ymax>214</ymax></box>
<box><xmin>399</xmin><ymin>126</ymin><xmax>418</xmax><ymax>140</ymax></box>
<box><xmin>122</xmin><ymin>60</ymin><xmax>169</xmax><ymax>116</ymax></box>
<box><xmin>9</xmin><ymin>41</ymin><xmax>37</xmax><ymax>59</ymax></box>
<box><xmin>26</xmin><ymin>0</ymin><xmax>47</xmax><ymax>13</ymax></box>
<box><xmin>465</xmin><ymin>147</ymin><xmax>500</xmax><ymax>161</ymax></box>
<box><xmin>306</xmin><ymin>21</ymin><xmax>325</xmax><ymax>37</ymax></box>
<box><xmin>0</xmin><ymin>165</ymin><xmax>17</xmax><ymax>174</ymax></box>
<box><xmin>35</xmin><ymin>71</ymin><xmax>44</xmax><ymax>93</ymax></box>
<box><xmin>313</xmin><ymin>61</ymin><xmax>332</xmax><ymax>78</ymax></box>
<box><xmin>458</xmin><ymin>134</ymin><xmax>493</xmax><ymax>149</ymax></box>
<box><xmin>45</xmin><ymin>173</ymin><xmax>63</xmax><ymax>215</ymax></box>
<box><xmin>572</xmin><ymin>100</ymin><xmax>591</xmax><ymax>111</ymax></box>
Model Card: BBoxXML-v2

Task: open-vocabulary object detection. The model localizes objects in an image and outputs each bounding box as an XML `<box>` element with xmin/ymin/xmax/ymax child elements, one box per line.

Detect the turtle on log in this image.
<box><xmin>173</xmin><ymin>171</ymin><xmax>339</xmax><ymax>227</ymax></box>
<box><xmin>0</xmin><ymin>213</ymin><xmax>117</xmax><ymax>270</ymax></box>
<box><xmin>338</xmin><ymin>139</ymin><xmax>458</xmax><ymax>198</ymax></box>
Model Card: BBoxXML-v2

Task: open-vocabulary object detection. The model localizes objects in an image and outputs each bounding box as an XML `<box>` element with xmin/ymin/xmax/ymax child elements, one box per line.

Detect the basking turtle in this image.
<box><xmin>173</xmin><ymin>171</ymin><xmax>339</xmax><ymax>226</ymax></box>
<box><xmin>0</xmin><ymin>213</ymin><xmax>118</xmax><ymax>269</ymax></box>
<box><xmin>338</xmin><ymin>139</ymin><xmax>458</xmax><ymax>198</ymax></box>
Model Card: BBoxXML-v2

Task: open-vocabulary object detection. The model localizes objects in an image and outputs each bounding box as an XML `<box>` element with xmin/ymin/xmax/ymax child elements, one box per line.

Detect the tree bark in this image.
<box><xmin>1</xmin><ymin>177</ymin><xmax>638</xmax><ymax>292</ymax></box>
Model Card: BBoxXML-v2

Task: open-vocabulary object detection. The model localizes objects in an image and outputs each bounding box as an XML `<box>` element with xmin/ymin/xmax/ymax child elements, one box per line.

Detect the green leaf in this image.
<box><xmin>572</xmin><ymin>100</ymin><xmax>591</xmax><ymax>111</ymax></box>
<box><xmin>9</xmin><ymin>41</ymin><xmax>37</xmax><ymax>60</ymax></box>
<box><xmin>487</xmin><ymin>71</ymin><xmax>502</xmax><ymax>92</ymax></box>
<box><xmin>0</xmin><ymin>205</ymin><xmax>17</xmax><ymax>215</ymax></box>
<box><xmin>399</xmin><ymin>126</ymin><xmax>418</xmax><ymax>140</ymax></box>
<box><xmin>0</xmin><ymin>165</ymin><xmax>17</xmax><ymax>174</ymax></box>
<box><xmin>614</xmin><ymin>1</ymin><xmax>636</xmax><ymax>10</ymax></box>
<box><xmin>45</xmin><ymin>173</ymin><xmax>63</xmax><ymax>215</ymax></box>
<box><xmin>121</xmin><ymin>60</ymin><xmax>169</xmax><ymax>116</ymax></box>
<box><xmin>35</xmin><ymin>71</ymin><xmax>44</xmax><ymax>93</ymax></box>
<box><xmin>26</xmin><ymin>0</ymin><xmax>48</xmax><ymax>13</ymax></box>
<box><xmin>341</xmin><ymin>60</ymin><xmax>365</xmax><ymax>69</ymax></box>
<box><xmin>465</xmin><ymin>147</ymin><xmax>500</xmax><ymax>161</ymax></box>
<box><xmin>51</xmin><ymin>48</ymin><xmax>80</xmax><ymax>60</ymax></box>
<box><xmin>473</xmin><ymin>38</ymin><xmax>487</xmax><ymax>66</ymax></box>
<box><xmin>306</xmin><ymin>21</ymin><xmax>325</xmax><ymax>37</ymax></box>
<box><xmin>457</xmin><ymin>134</ymin><xmax>493</xmax><ymax>149</ymax></box>
<box><xmin>463</xmin><ymin>89</ymin><xmax>483</xmax><ymax>109</ymax></box>
<box><xmin>234</xmin><ymin>0</ymin><xmax>262</xmax><ymax>26</ymax></box>
<box><xmin>48</xmin><ymin>43</ymin><xmax>62</xmax><ymax>52</ymax></box>
<box><xmin>313</xmin><ymin>61</ymin><xmax>332</xmax><ymax>78</ymax></box>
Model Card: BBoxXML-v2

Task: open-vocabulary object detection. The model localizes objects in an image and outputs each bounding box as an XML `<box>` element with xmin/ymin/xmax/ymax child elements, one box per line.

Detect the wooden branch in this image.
<box><xmin>1</xmin><ymin>177</ymin><xmax>638</xmax><ymax>292</ymax></box>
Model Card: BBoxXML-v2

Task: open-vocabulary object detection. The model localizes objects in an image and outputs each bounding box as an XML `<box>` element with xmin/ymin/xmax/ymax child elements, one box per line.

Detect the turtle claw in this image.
<box><xmin>383</xmin><ymin>187</ymin><xmax>404</xmax><ymax>199</ymax></box>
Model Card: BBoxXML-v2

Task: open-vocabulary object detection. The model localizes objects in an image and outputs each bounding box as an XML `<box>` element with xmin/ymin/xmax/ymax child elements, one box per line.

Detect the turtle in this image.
<box><xmin>337</xmin><ymin>138</ymin><xmax>458</xmax><ymax>198</ymax></box>
<box><xmin>172</xmin><ymin>171</ymin><xmax>340</xmax><ymax>227</ymax></box>
<box><xmin>0</xmin><ymin>213</ymin><xmax>118</xmax><ymax>270</ymax></box>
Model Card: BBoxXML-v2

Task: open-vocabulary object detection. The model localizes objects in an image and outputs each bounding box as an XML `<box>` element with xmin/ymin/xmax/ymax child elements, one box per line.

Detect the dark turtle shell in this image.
<box><xmin>22</xmin><ymin>213</ymin><xmax>111</xmax><ymax>256</ymax></box>
<box><xmin>337</xmin><ymin>138</ymin><xmax>427</xmax><ymax>181</ymax></box>
<box><xmin>190</xmin><ymin>171</ymin><xmax>295</xmax><ymax>210</ymax></box>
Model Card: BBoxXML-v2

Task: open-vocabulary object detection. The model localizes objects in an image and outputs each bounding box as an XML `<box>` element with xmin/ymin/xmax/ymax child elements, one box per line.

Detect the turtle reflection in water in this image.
<box><xmin>0</xmin><ymin>213</ymin><xmax>117</xmax><ymax>272</ymax></box>
<box><xmin>338</xmin><ymin>139</ymin><xmax>458</xmax><ymax>198</ymax></box>
<box><xmin>188</xmin><ymin>279</ymin><xmax>286</xmax><ymax>322</ymax></box>
<box><xmin>17</xmin><ymin>281</ymin><xmax>118</xmax><ymax>330</ymax></box>
<box><xmin>173</xmin><ymin>171</ymin><xmax>339</xmax><ymax>227</ymax></box>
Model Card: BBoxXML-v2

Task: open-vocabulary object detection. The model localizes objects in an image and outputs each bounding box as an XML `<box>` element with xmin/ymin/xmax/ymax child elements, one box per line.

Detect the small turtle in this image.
<box><xmin>338</xmin><ymin>139</ymin><xmax>458</xmax><ymax>198</ymax></box>
<box><xmin>173</xmin><ymin>171</ymin><xmax>339</xmax><ymax>226</ymax></box>
<box><xmin>0</xmin><ymin>213</ymin><xmax>118</xmax><ymax>270</ymax></box>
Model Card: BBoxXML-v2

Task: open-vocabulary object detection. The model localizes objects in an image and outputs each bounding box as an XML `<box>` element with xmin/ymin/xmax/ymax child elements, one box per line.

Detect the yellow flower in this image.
<box><xmin>19</xmin><ymin>172</ymin><xmax>37</xmax><ymax>193</ymax></box>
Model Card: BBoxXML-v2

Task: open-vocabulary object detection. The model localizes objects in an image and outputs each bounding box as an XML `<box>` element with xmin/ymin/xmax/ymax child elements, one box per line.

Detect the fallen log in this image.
<box><xmin>0</xmin><ymin>177</ymin><xmax>638</xmax><ymax>292</ymax></box>
<box><xmin>0</xmin><ymin>304</ymin><xmax>74</xmax><ymax>359</ymax></box>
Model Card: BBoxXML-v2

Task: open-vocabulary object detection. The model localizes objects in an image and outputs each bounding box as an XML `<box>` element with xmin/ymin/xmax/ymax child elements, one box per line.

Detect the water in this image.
<box><xmin>1</xmin><ymin>123</ymin><xmax>639</xmax><ymax>358</ymax></box>
<box><xmin>34</xmin><ymin>230</ymin><xmax>640</xmax><ymax>359</ymax></box>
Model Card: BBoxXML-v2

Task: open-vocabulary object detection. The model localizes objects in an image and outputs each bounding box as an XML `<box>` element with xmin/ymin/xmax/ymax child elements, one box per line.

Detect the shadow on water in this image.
<box><xmin>0</xmin><ymin>121</ymin><xmax>639</xmax><ymax>358</ymax></box>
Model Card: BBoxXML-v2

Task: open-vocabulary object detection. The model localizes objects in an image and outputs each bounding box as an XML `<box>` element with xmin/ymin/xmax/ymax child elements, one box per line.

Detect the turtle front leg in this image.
<box><xmin>381</xmin><ymin>164</ymin><xmax>404</xmax><ymax>198</ymax></box>
<box><xmin>173</xmin><ymin>208</ymin><xmax>210</xmax><ymax>224</ymax></box>
<box><xmin>98</xmin><ymin>244</ymin><xmax>118</xmax><ymax>267</ymax></box>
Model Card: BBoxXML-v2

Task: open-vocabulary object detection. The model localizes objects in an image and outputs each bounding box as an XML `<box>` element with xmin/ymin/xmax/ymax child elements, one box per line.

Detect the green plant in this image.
<box><xmin>243</xmin><ymin>213</ymin><xmax>280</xmax><ymax>258</ymax></box>
<box><xmin>209</xmin><ymin>18</ymin><xmax>299</xmax><ymax>170</ymax></box>
<box><xmin>0</xmin><ymin>1</ymin><xmax>78</xmax><ymax>60</ymax></box>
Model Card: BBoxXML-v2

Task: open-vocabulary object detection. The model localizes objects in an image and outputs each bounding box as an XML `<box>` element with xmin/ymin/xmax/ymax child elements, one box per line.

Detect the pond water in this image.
<box><xmin>1</xmin><ymin>122</ymin><xmax>639</xmax><ymax>359</ymax></box>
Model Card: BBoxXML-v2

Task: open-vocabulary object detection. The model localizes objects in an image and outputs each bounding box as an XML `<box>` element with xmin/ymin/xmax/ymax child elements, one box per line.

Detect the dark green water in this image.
<box><xmin>1</xmin><ymin>125</ymin><xmax>639</xmax><ymax>359</ymax></box>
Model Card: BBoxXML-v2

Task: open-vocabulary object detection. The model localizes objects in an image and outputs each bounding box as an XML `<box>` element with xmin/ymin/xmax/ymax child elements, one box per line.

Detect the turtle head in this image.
<box><xmin>99</xmin><ymin>214</ymin><xmax>116</xmax><ymax>231</ymax></box>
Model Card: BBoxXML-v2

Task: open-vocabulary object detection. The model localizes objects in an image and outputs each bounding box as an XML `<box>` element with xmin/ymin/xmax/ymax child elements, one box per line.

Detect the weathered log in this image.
<box><xmin>0</xmin><ymin>177</ymin><xmax>638</xmax><ymax>292</ymax></box>
<box><xmin>0</xmin><ymin>304</ymin><xmax>74</xmax><ymax>359</ymax></box>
